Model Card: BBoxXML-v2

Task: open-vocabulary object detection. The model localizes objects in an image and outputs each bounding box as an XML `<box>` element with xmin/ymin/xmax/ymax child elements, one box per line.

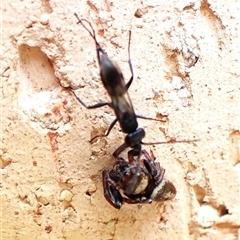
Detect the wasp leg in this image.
<box><xmin>64</xmin><ymin>86</ymin><xmax>112</xmax><ymax>109</ymax></box>
<box><xmin>126</xmin><ymin>145</ymin><xmax>142</xmax><ymax>163</ymax></box>
<box><xmin>135</xmin><ymin>114</ymin><xmax>166</xmax><ymax>123</ymax></box>
<box><xmin>112</xmin><ymin>143</ymin><xmax>128</xmax><ymax>158</ymax></box>
<box><xmin>90</xmin><ymin>118</ymin><xmax>118</xmax><ymax>143</ymax></box>
<box><xmin>112</xmin><ymin>141</ymin><xmax>142</xmax><ymax>161</ymax></box>
<box><xmin>102</xmin><ymin>170</ymin><xmax>123</xmax><ymax>209</ymax></box>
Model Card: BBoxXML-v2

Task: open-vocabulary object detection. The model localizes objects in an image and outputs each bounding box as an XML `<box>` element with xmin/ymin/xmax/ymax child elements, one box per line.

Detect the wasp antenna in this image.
<box><xmin>135</xmin><ymin>114</ymin><xmax>166</xmax><ymax>123</ymax></box>
<box><xmin>128</xmin><ymin>30</ymin><xmax>132</xmax><ymax>62</ymax></box>
<box><xmin>74</xmin><ymin>13</ymin><xmax>81</xmax><ymax>23</ymax></box>
<box><xmin>141</xmin><ymin>139</ymin><xmax>200</xmax><ymax>145</ymax></box>
<box><xmin>74</xmin><ymin>13</ymin><xmax>96</xmax><ymax>41</ymax></box>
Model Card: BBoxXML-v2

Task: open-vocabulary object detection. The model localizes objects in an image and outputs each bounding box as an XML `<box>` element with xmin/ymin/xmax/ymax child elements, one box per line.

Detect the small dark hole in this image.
<box><xmin>219</xmin><ymin>205</ymin><xmax>229</xmax><ymax>216</ymax></box>
<box><xmin>86</xmin><ymin>191</ymin><xmax>91</xmax><ymax>196</ymax></box>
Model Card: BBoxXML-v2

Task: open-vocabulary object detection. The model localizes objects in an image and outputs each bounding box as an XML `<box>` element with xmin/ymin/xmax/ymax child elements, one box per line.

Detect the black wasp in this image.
<box><xmin>61</xmin><ymin>14</ymin><xmax>198</xmax><ymax>208</ymax></box>
<box><xmin>61</xmin><ymin>13</ymin><xmax>170</xmax><ymax>159</ymax></box>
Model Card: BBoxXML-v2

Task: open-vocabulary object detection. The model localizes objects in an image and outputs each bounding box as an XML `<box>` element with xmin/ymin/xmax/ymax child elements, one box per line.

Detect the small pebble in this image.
<box><xmin>40</xmin><ymin>13</ymin><xmax>50</xmax><ymax>25</ymax></box>
<box><xmin>88</xmin><ymin>183</ymin><xmax>97</xmax><ymax>195</ymax></box>
<box><xmin>59</xmin><ymin>190</ymin><xmax>73</xmax><ymax>202</ymax></box>
<box><xmin>35</xmin><ymin>187</ymin><xmax>52</xmax><ymax>205</ymax></box>
<box><xmin>196</xmin><ymin>203</ymin><xmax>220</xmax><ymax>228</ymax></box>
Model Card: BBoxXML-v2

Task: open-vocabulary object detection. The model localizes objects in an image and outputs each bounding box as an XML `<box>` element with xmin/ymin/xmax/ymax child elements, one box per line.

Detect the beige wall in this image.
<box><xmin>1</xmin><ymin>0</ymin><xmax>239</xmax><ymax>239</ymax></box>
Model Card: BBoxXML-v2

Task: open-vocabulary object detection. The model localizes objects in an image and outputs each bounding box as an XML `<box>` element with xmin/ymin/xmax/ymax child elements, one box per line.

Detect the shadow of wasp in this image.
<box><xmin>60</xmin><ymin>14</ymin><xmax>197</xmax><ymax>158</ymax></box>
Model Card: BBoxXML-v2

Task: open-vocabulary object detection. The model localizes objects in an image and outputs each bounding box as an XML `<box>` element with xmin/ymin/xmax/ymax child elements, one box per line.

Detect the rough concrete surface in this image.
<box><xmin>1</xmin><ymin>0</ymin><xmax>240</xmax><ymax>239</ymax></box>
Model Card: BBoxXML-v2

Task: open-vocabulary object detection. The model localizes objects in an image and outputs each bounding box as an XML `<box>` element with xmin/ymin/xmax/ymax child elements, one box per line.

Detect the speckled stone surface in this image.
<box><xmin>1</xmin><ymin>0</ymin><xmax>239</xmax><ymax>239</ymax></box>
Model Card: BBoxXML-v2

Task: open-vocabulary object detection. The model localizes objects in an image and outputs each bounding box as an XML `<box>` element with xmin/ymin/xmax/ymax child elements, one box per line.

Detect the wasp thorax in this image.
<box><xmin>125</xmin><ymin>128</ymin><xmax>145</xmax><ymax>147</ymax></box>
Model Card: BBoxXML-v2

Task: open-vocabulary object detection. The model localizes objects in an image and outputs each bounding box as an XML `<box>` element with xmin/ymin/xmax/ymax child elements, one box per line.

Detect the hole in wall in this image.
<box><xmin>18</xmin><ymin>44</ymin><xmax>58</xmax><ymax>93</ymax></box>
<box><xmin>85</xmin><ymin>191</ymin><xmax>91</xmax><ymax>196</ymax></box>
<box><xmin>17</xmin><ymin>45</ymin><xmax>72</xmax><ymax>131</ymax></box>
